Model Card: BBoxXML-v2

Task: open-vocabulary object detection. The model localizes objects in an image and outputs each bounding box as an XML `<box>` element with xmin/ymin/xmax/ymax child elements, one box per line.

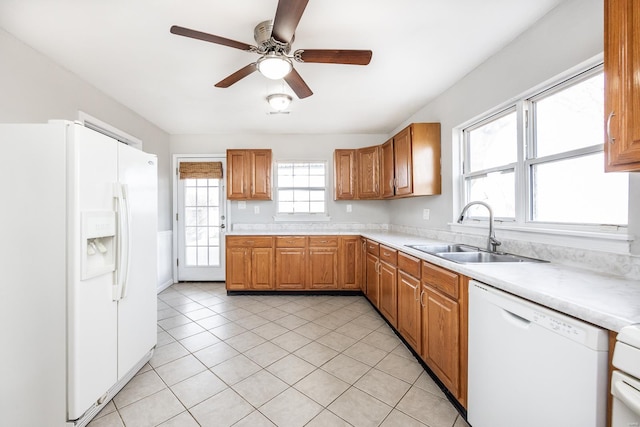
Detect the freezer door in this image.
<box><xmin>67</xmin><ymin>125</ymin><xmax>119</xmax><ymax>420</ymax></box>
<box><xmin>116</xmin><ymin>143</ymin><xmax>158</xmax><ymax>379</ymax></box>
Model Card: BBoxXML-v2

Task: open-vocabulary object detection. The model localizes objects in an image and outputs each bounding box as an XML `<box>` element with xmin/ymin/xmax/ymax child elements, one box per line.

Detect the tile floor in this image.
<box><xmin>88</xmin><ymin>282</ymin><xmax>470</xmax><ymax>427</ymax></box>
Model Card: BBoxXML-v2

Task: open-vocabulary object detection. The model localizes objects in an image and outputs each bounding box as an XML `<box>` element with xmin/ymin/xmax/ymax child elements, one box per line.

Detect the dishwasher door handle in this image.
<box><xmin>501</xmin><ymin>308</ymin><xmax>531</xmax><ymax>328</ymax></box>
<box><xmin>613</xmin><ymin>377</ymin><xmax>640</xmax><ymax>416</ymax></box>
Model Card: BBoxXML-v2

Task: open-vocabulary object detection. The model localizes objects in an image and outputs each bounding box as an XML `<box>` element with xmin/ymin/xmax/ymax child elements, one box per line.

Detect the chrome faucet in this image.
<box><xmin>457</xmin><ymin>201</ymin><xmax>502</xmax><ymax>253</ymax></box>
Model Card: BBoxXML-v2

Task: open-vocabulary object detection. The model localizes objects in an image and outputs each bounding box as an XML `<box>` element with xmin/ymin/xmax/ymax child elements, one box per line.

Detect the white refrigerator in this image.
<box><xmin>0</xmin><ymin>121</ymin><xmax>158</xmax><ymax>426</ymax></box>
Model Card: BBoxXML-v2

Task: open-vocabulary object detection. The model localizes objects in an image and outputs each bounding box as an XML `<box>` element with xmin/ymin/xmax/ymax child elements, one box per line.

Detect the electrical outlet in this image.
<box><xmin>346</xmin><ymin>204</ymin><xmax>352</xmax><ymax>213</ymax></box>
<box><xmin>254</xmin><ymin>206</ymin><xmax>260</xmax><ymax>214</ymax></box>
<box><xmin>423</xmin><ymin>208</ymin><xmax>430</xmax><ymax>220</ymax></box>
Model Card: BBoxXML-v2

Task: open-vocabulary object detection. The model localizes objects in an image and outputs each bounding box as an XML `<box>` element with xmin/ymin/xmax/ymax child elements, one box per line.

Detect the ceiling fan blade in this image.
<box><xmin>170</xmin><ymin>25</ymin><xmax>255</xmax><ymax>51</ymax></box>
<box><xmin>294</xmin><ymin>49</ymin><xmax>373</xmax><ymax>65</ymax></box>
<box><xmin>215</xmin><ymin>63</ymin><xmax>258</xmax><ymax>88</ymax></box>
<box><xmin>284</xmin><ymin>68</ymin><xmax>313</xmax><ymax>99</ymax></box>
<box><xmin>272</xmin><ymin>0</ymin><xmax>309</xmax><ymax>44</ymax></box>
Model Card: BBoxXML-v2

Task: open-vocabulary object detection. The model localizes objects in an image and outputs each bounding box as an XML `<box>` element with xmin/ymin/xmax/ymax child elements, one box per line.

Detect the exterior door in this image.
<box><xmin>177</xmin><ymin>157</ymin><xmax>227</xmax><ymax>281</ymax></box>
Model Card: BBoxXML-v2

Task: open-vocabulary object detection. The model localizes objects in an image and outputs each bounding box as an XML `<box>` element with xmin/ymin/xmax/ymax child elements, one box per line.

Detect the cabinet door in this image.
<box><xmin>334</xmin><ymin>149</ymin><xmax>357</xmax><ymax>200</ymax></box>
<box><xmin>365</xmin><ymin>252</ymin><xmax>379</xmax><ymax>306</ymax></box>
<box><xmin>251</xmin><ymin>247</ymin><xmax>273</xmax><ymax>290</ymax></box>
<box><xmin>226</xmin><ymin>150</ymin><xmax>249</xmax><ymax>199</ymax></box>
<box><xmin>357</xmin><ymin>145</ymin><xmax>381</xmax><ymax>199</ymax></box>
<box><xmin>309</xmin><ymin>247</ymin><xmax>339</xmax><ymax>289</ymax></box>
<box><xmin>360</xmin><ymin>238</ymin><xmax>367</xmax><ymax>292</ymax></box>
<box><xmin>339</xmin><ymin>236</ymin><xmax>361</xmax><ymax>289</ymax></box>
<box><xmin>226</xmin><ymin>247</ymin><xmax>250</xmax><ymax>290</ymax></box>
<box><xmin>378</xmin><ymin>261</ymin><xmax>397</xmax><ymax>327</ymax></box>
<box><xmin>604</xmin><ymin>0</ymin><xmax>640</xmax><ymax>172</ymax></box>
<box><xmin>250</xmin><ymin>150</ymin><xmax>272</xmax><ymax>199</ymax></box>
<box><xmin>393</xmin><ymin>126</ymin><xmax>413</xmax><ymax>196</ymax></box>
<box><xmin>421</xmin><ymin>286</ymin><xmax>459</xmax><ymax>396</ymax></box>
<box><xmin>397</xmin><ymin>270</ymin><xmax>421</xmax><ymax>352</ymax></box>
<box><xmin>381</xmin><ymin>139</ymin><xmax>395</xmax><ymax>198</ymax></box>
<box><xmin>275</xmin><ymin>248</ymin><xmax>306</xmax><ymax>289</ymax></box>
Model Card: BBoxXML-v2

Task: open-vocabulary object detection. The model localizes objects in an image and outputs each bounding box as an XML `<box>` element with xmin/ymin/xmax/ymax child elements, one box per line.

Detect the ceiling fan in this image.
<box><xmin>170</xmin><ymin>0</ymin><xmax>373</xmax><ymax>99</ymax></box>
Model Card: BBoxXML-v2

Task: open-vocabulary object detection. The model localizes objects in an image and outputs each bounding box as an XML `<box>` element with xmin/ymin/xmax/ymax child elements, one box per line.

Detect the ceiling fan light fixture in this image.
<box><xmin>267</xmin><ymin>93</ymin><xmax>292</xmax><ymax>111</ymax></box>
<box><xmin>257</xmin><ymin>53</ymin><xmax>292</xmax><ymax>80</ymax></box>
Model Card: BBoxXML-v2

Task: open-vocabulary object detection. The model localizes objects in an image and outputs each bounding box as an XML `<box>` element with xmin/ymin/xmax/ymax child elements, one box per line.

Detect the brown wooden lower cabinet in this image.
<box><xmin>378</xmin><ymin>245</ymin><xmax>398</xmax><ymax>328</ymax></box>
<box><xmin>226</xmin><ymin>235</ymin><xmax>360</xmax><ymax>291</ymax></box>
<box><xmin>308</xmin><ymin>236</ymin><xmax>339</xmax><ymax>290</ymax></box>
<box><xmin>340</xmin><ymin>236</ymin><xmax>361</xmax><ymax>290</ymax></box>
<box><xmin>397</xmin><ymin>270</ymin><xmax>421</xmax><ymax>353</ymax></box>
<box><xmin>225</xmin><ymin>236</ymin><xmax>274</xmax><ymax>290</ymax></box>
<box><xmin>421</xmin><ymin>285</ymin><xmax>460</xmax><ymax>396</ymax></box>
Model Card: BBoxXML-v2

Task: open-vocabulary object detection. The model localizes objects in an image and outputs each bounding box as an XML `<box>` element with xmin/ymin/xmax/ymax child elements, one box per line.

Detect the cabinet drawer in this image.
<box><xmin>366</xmin><ymin>240</ymin><xmax>380</xmax><ymax>256</ymax></box>
<box><xmin>398</xmin><ymin>252</ymin><xmax>421</xmax><ymax>278</ymax></box>
<box><xmin>379</xmin><ymin>245</ymin><xmax>397</xmax><ymax>265</ymax></box>
<box><xmin>226</xmin><ymin>236</ymin><xmax>273</xmax><ymax>248</ymax></box>
<box><xmin>422</xmin><ymin>261</ymin><xmax>459</xmax><ymax>299</ymax></box>
<box><xmin>275</xmin><ymin>236</ymin><xmax>307</xmax><ymax>248</ymax></box>
<box><xmin>309</xmin><ymin>236</ymin><xmax>339</xmax><ymax>247</ymax></box>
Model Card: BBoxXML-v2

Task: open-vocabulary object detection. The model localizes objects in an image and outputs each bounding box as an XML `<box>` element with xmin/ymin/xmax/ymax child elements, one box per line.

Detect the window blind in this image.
<box><xmin>179</xmin><ymin>162</ymin><xmax>223</xmax><ymax>179</ymax></box>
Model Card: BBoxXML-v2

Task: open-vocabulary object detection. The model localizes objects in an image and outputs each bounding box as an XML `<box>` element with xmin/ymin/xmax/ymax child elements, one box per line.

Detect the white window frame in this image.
<box><xmin>454</xmin><ymin>57</ymin><xmax>631</xmax><ymax>252</ymax></box>
<box><xmin>273</xmin><ymin>160</ymin><xmax>330</xmax><ymax>222</ymax></box>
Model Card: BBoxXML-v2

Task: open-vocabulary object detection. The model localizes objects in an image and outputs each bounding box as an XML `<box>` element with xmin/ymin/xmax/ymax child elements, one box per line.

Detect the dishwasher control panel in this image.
<box><xmin>532</xmin><ymin>311</ymin><xmax>587</xmax><ymax>342</ymax></box>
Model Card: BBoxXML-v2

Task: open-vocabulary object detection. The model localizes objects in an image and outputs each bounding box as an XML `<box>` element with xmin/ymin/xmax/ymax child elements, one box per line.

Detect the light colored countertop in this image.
<box><xmin>227</xmin><ymin>230</ymin><xmax>640</xmax><ymax>332</ymax></box>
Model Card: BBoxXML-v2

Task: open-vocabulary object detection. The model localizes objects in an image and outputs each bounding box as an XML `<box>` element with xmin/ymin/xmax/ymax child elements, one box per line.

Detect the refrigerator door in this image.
<box><xmin>67</xmin><ymin>125</ymin><xmax>119</xmax><ymax>420</ymax></box>
<box><xmin>116</xmin><ymin>143</ymin><xmax>158</xmax><ymax>379</ymax></box>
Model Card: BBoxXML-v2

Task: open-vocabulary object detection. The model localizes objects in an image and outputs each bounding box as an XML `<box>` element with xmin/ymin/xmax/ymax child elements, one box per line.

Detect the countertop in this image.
<box><xmin>227</xmin><ymin>230</ymin><xmax>640</xmax><ymax>332</ymax></box>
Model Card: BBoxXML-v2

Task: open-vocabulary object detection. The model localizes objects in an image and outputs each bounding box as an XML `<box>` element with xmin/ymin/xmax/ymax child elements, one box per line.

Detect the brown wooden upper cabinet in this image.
<box><xmin>226</xmin><ymin>149</ymin><xmax>272</xmax><ymax>200</ymax></box>
<box><xmin>334</xmin><ymin>149</ymin><xmax>357</xmax><ymax>200</ymax></box>
<box><xmin>357</xmin><ymin>145</ymin><xmax>381</xmax><ymax>199</ymax></box>
<box><xmin>333</xmin><ymin>123</ymin><xmax>441</xmax><ymax>200</ymax></box>
<box><xmin>381</xmin><ymin>139</ymin><xmax>395</xmax><ymax>198</ymax></box>
<box><xmin>604</xmin><ymin>0</ymin><xmax>640</xmax><ymax>172</ymax></box>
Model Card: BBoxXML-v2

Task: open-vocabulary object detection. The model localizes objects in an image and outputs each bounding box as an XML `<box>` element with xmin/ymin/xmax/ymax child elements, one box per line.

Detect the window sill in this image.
<box><xmin>448</xmin><ymin>222</ymin><xmax>633</xmax><ymax>254</ymax></box>
<box><xmin>273</xmin><ymin>214</ymin><xmax>331</xmax><ymax>222</ymax></box>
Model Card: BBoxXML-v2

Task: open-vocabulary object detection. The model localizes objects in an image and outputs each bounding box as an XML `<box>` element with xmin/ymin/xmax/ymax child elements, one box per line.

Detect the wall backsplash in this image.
<box><xmin>390</xmin><ymin>225</ymin><xmax>640</xmax><ymax>281</ymax></box>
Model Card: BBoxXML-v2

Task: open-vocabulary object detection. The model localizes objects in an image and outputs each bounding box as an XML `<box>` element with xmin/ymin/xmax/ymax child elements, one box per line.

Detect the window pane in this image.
<box><xmin>196</xmin><ymin>188</ymin><xmax>207</xmax><ymax>205</ymax></box>
<box><xmin>208</xmin><ymin>186</ymin><xmax>220</xmax><ymax>206</ymax></box>
<box><xmin>468</xmin><ymin>111</ymin><xmax>517</xmax><ymax>171</ymax></box>
<box><xmin>185</xmin><ymin>247</ymin><xmax>197</xmax><ymax>266</ymax></box>
<box><xmin>532</xmin><ymin>153</ymin><xmax>628</xmax><ymax>225</ymax></box>
<box><xmin>294</xmin><ymin>189</ymin><xmax>310</xmax><ymax>202</ymax></box>
<box><xmin>208</xmin><ymin>247</ymin><xmax>220</xmax><ymax>267</ymax></box>
<box><xmin>293</xmin><ymin>201</ymin><xmax>309</xmax><ymax>212</ymax></box>
<box><xmin>466</xmin><ymin>171</ymin><xmax>515</xmax><ymax>218</ymax></box>
<box><xmin>293</xmin><ymin>175</ymin><xmax>310</xmax><ymax>187</ymax></box>
<box><xmin>279</xmin><ymin>201</ymin><xmax>294</xmax><ymax>213</ymax></box>
<box><xmin>279</xmin><ymin>175</ymin><xmax>294</xmax><ymax>187</ymax></box>
<box><xmin>279</xmin><ymin>190</ymin><xmax>293</xmax><ymax>202</ymax></box>
<box><xmin>310</xmin><ymin>202</ymin><xmax>324</xmax><ymax>213</ymax></box>
<box><xmin>185</xmin><ymin>188</ymin><xmax>197</xmax><ymax>206</ymax></box>
<box><xmin>535</xmin><ymin>73</ymin><xmax>604</xmax><ymax>157</ymax></box>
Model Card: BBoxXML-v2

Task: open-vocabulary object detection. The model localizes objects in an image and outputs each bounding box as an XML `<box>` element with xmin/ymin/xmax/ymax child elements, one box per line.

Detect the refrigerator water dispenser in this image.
<box><xmin>81</xmin><ymin>211</ymin><xmax>116</xmax><ymax>279</ymax></box>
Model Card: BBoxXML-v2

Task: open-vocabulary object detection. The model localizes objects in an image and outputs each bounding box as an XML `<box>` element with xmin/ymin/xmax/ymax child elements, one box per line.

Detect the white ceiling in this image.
<box><xmin>0</xmin><ymin>0</ymin><xmax>565</xmax><ymax>135</ymax></box>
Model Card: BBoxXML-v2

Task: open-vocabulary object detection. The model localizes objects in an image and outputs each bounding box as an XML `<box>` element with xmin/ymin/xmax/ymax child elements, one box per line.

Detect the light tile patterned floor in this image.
<box><xmin>88</xmin><ymin>283</ymin><xmax>471</xmax><ymax>427</ymax></box>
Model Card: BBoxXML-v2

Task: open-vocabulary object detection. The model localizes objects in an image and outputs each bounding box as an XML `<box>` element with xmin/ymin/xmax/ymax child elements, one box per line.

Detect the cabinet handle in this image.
<box><xmin>389</xmin><ymin>179</ymin><xmax>394</xmax><ymax>191</ymax></box>
<box><xmin>606</xmin><ymin>111</ymin><xmax>616</xmax><ymax>144</ymax></box>
<box><xmin>383</xmin><ymin>251</ymin><xmax>390</xmax><ymax>256</ymax></box>
<box><xmin>375</xmin><ymin>261</ymin><xmax>380</xmax><ymax>274</ymax></box>
<box><xmin>413</xmin><ymin>285</ymin><xmax>419</xmax><ymax>301</ymax></box>
<box><xmin>419</xmin><ymin>289</ymin><xmax>426</xmax><ymax>307</ymax></box>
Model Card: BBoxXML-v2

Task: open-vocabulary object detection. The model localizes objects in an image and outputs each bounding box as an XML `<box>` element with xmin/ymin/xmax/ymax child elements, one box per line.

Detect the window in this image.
<box><xmin>276</xmin><ymin>161</ymin><xmax>327</xmax><ymax>214</ymax></box>
<box><xmin>462</xmin><ymin>64</ymin><xmax>628</xmax><ymax>228</ymax></box>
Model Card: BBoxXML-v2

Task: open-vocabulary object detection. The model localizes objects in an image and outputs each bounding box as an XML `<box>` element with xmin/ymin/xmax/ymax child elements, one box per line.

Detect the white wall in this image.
<box><xmin>0</xmin><ymin>28</ymin><xmax>172</xmax><ymax>231</ymax></box>
<box><xmin>171</xmin><ymin>133</ymin><xmax>392</xmax><ymax>226</ymax></box>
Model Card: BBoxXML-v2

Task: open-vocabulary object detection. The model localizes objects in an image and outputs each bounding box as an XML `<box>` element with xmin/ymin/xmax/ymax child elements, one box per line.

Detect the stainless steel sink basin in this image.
<box><xmin>405</xmin><ymin>243</ymin><xmax>546</xmax><ymax>264</ymax></box>
<box><xmin>436</xmin><ymin>251</ymin><xmax>546</xmax><ymax>264</ymax></box>
<box><xmin>406</xmin><ymin>244</ymin><xmax>478</xmax><ymax>254</ymax></box>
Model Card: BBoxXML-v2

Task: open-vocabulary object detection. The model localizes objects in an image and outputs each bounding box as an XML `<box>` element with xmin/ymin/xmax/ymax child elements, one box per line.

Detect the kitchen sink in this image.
<box><xmin>406</xmin><ymin>243</ymin><xmax>478</xmax><ymax>254</ymax></box>
<box><xmin>405</xmin><ymin>243</ymin><xmax>546</xmax><ymax>264</ymax></box>
<box><xmin>436</xmin><ymin>251</ymin><xmax>546</xmax><ymax>264</ymax></box>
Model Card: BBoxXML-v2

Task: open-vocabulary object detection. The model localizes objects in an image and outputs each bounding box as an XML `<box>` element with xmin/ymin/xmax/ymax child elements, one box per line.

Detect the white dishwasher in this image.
<box><xmin>468</xmin><ymin>280</ymin><xmax>609</xmax><ymax>427</ymax></box>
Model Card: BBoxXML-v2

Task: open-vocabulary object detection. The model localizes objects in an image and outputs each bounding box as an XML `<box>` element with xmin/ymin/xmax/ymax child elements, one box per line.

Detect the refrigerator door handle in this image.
<box><xmin>119</xmin><ymin>184</ymin><xmax>132</xmax><ymax>300</ymax></box>
<box><xmin>113</xmin><ymin>183</ymin><xmax>131</xmax><ymax>301</ymax></box>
